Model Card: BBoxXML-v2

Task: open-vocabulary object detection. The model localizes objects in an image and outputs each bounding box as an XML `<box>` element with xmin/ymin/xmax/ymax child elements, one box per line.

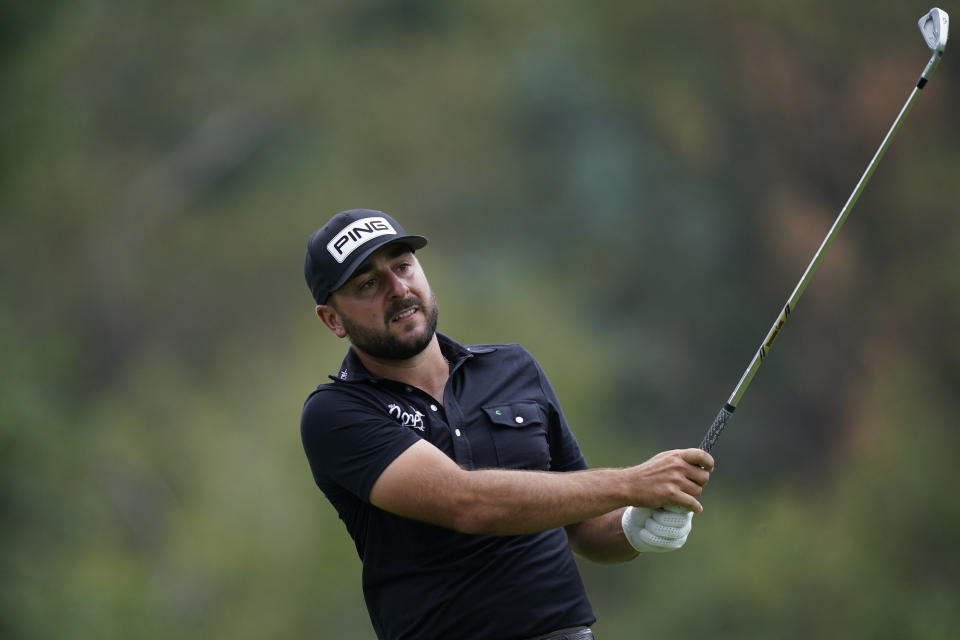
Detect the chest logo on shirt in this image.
<box><xmin>387</xmin><ymin>403</ymin><xmax>426</xmax><ymax>431</ymax></box>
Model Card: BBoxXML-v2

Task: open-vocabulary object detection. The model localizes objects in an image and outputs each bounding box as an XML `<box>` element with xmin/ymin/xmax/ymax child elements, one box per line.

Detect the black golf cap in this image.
<box><xmin>304</xmin><ymin>209</ymin><xmax>428</xmax><ymax>304</ymax></box>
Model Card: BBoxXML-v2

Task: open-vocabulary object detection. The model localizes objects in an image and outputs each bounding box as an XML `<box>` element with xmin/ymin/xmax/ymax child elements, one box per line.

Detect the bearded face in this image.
<box><xmin>336</xmin><ymin>292</ymin><xmax>440</xmax><ymax>361</ymax></box>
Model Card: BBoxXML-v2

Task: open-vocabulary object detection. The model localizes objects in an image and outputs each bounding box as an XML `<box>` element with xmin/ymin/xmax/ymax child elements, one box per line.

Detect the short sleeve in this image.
<box><xmin>301</xmin><ymin>387</ymin><xmax>422</xmax><ymax>501</ymax></box>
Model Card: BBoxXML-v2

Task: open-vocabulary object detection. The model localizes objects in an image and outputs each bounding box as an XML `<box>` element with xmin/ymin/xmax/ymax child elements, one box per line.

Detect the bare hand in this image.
<box><xmin>625</xmin><ymin>448</ymin><xmax>714</xmax><ymax>513</ymax></box>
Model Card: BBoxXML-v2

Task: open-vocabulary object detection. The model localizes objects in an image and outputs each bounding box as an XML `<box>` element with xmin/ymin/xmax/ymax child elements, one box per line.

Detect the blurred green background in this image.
<box><xmin>3</xmin><ymin>1</ymin><xmax>959</xmax><ymax>638</ymax></box>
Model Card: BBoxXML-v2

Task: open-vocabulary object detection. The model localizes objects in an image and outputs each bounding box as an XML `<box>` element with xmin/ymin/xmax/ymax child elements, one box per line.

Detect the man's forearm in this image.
<box><xmin>447</xmin><ymin>466</ymin><xmax>633</xmax><ymax>535</ymax></box>
<box><xmin>369</xmin><ymin>439</ymin><xmax>713</xmax><ymax>536</ymax></box>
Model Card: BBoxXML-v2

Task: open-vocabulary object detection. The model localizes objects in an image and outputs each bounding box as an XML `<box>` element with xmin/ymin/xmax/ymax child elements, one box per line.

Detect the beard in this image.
<box><xmin>339</xmin><ymin>293</ymin><xmax>439</xmax><ymax>361</ymax></box>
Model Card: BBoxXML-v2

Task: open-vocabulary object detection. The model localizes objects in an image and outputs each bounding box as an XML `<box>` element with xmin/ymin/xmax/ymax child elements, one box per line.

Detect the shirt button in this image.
<box><xmin>455</xmin><ymin>429</ymin><xmax>461</xmax><ymax>437</ymax></box>
<box><xmin>404</xmin><ymin>386</ymin><xmax>413</xmax><ymax>392</ymax></box>
<box><xmin>430</xmin><ymin>404</ymin><xmax>438</xmax><ymax>411</ymax></box>
<box><xmin>515</xmin><ymin>416</ymin><xmax>524</xmax><ymax>424</ymax></box>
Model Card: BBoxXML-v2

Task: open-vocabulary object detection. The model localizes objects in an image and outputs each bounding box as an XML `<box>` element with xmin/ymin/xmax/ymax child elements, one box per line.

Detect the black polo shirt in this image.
<box><xmin>301</xmin><ymin>333</ymin><xmax>596</xmax><ymax>640</ymax></box>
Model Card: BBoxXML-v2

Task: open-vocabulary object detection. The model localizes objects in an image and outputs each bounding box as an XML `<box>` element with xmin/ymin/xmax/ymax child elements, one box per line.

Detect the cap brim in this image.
<box><xmin>327</xmin><ymin>234</ymin><xmax>428</xmax><ymax>299</ymax></box>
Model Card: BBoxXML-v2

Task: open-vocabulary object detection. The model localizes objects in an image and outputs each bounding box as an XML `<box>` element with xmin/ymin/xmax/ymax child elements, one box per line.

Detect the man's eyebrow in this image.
<box><xmin>349</xmin><ymin>244</ymin><xmax>415</xmax><ymax>282</ymax></box>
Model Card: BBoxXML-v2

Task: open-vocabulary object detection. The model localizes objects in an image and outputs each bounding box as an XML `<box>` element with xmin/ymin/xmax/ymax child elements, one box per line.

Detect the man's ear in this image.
<box><xmin>316</xmin><ymin>304</ymin><xmax>348</xmax><ymax>338</ymax></box>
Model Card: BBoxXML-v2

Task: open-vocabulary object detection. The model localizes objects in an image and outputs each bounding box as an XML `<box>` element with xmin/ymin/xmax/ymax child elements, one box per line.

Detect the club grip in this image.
<box><xmin>699</xmin><ymin>404</ymin><xmax>735</xmax><ymax>453</ymax></box>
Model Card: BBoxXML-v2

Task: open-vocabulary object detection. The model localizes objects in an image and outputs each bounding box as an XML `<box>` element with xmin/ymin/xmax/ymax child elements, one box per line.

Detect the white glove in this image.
<box><xmin>621</xmin><ymin>505</ymin><xmax>694</xmax><ymax>553</ymax></box>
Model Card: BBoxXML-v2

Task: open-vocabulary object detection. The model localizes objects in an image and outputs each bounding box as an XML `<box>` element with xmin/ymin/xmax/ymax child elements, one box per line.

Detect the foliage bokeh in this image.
<box><xmin>3</xmin><ymin>1</ymin><xmax>959</xmax><ymax>638</ymax></box>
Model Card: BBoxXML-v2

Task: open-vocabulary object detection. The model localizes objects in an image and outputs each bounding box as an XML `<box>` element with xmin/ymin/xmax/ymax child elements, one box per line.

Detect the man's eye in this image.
<box><xmin>360</xmin><ymin>278</ymin><xmax>377</xmax><ymax>290</ymax></box>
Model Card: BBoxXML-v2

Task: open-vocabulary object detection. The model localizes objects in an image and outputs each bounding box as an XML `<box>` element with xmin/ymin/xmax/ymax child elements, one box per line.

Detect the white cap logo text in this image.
<box><xmin>326</xmin><ymin>216</ymin><xmax>397</xmax><ymax>263</ymax></box>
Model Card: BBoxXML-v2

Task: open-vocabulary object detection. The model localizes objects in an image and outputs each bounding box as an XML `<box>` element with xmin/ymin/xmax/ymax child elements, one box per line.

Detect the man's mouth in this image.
<box><xmin>391</xmin><ymin>307</ymin><xmax>418</xmax><ymax>323</ymax></box>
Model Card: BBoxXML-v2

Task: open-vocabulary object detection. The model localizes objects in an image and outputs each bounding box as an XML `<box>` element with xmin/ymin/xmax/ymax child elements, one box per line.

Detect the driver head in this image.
<box><xmin>919</xmin><ymin>8</ymin><xmax>949</xmax><ymax>53</ymax></box>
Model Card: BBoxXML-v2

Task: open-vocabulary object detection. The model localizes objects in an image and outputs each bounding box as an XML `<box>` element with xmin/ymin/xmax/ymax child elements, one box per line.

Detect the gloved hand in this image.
<box><xmin>621</xmin><ymin>505</ymin><xmax>694</xmax><ymax>553</ymax></box>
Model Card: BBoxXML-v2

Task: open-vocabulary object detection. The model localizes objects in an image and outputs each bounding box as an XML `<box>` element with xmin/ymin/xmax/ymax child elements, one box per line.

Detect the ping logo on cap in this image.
<box><xmin>326</xmin><ymin>216</ymin><xmax>397</xmax><ymax>263</ymax></box>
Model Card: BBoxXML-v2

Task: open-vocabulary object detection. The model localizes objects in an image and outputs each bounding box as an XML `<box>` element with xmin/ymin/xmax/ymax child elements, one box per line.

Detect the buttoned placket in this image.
<box><xmin>441</xmin><ymin>388</ymin><xmax>474</xmax><ymax>469</ymax></box>
<box><xmin>442</xmin><ymin>352</ymin><xmax>475</xmax><ymax>469</ymax></box>
<box><xmin>395</xmin><ymin>367</ymin><xmax>474</xmax><ymax>468</ymax></box>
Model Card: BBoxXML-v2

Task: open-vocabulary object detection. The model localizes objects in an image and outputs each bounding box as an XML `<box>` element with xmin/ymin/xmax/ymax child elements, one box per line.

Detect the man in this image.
<box><xmin>301</xmin><ymin>209</ymin><xmax>714</xmax><ymax>640</ymax></box>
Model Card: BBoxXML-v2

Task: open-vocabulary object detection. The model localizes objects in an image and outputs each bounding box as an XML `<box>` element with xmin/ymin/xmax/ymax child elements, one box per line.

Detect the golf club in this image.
<box><xmin>698</xmin><ymin>7</ymin><xmax>949</xmax><ymax>453</ymax></box>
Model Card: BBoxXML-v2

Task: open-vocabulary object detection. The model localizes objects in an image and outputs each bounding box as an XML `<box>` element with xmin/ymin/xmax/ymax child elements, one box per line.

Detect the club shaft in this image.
<box><xmin>731</xmin><ymin>84</ymin><xmax>920</xmax><ymax>408</ymax></box>
<box><xmin>700</xmin><ymin>59</ymin><xmax>937</xmax><ymax>453</ymax></box>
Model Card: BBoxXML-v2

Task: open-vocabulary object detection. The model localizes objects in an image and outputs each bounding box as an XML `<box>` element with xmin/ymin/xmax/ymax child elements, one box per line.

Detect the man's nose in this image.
<box><xmin>384</xmin><ymin>270</ymin><xmax>409</xmax><ymax>298</ymax></box>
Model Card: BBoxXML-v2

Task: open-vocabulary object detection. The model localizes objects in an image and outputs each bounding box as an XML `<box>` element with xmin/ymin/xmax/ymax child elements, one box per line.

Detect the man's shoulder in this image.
<box><xmin>302</xmin><ymin>378</ymin><xmax>376</xmax><ymax>410</ymax></box>
<box><xmin>461</xmin><ymin>341</ymin><xmax>533</xmax><ymax>359</ymax></box>
<box><xmin>462</xmin><ymin>341</ymin><xmax>540</xmax><ymax>370</ymax></box>
<box><xmin>300</xmin><ymin>380</ymin><xmax>399</xmax><ymax>446</ymax></box>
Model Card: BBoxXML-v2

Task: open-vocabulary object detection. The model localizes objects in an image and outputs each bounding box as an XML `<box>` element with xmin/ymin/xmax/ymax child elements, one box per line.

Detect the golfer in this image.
<box><xmin>301</xmin><ymin>209</ymin><xmax>714</xmax><ymax>640</ymax></box>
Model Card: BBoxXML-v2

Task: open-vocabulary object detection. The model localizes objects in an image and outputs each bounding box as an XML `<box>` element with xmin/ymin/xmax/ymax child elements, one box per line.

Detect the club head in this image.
<box><xmin>918</xmin><ymin>8</ymin><xmax>949</xmax><ymax>53</ymax></box>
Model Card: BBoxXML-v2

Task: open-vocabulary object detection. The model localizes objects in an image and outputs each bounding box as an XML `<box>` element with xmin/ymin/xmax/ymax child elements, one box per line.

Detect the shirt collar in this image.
<box><xmin>329</xmin><ymin>333</ymin><xmax>486</xmax><ymax>383</ymax></box>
